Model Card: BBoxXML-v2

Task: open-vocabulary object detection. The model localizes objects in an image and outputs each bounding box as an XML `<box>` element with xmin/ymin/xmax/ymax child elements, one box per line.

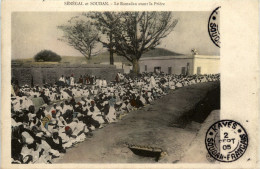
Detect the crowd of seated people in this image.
<box><xmin>11</xmin><ymin>72</ymin><xmax>220</xmax><ymax>163</ymax></box>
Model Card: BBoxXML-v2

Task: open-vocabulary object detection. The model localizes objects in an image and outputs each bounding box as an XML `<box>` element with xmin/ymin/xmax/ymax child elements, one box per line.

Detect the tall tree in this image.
<box><xmin>57</xmin><ymin>17</ymin><xmax>99</xmax><ymax>60</ymax></box>
<box><xmin>85</xmin><ymin>12</ymin><xmax>122</xmax><ymax>65</ymax></box>
<box><xmin>113</xmin><ymin>12</ymin><xmax>178</xmax><ymax>73</ymax></box>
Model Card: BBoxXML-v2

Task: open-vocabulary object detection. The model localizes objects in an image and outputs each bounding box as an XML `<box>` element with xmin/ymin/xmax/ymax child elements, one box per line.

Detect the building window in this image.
<box><xmin>181</xmin><ymin>67</ymin><xmax>186</xmax><ymax>75</ymax></box>
<box><xmin>145</xmin><ymin>65</ymin><xmax>147</xmax><ymax>72</ymax></box>
<box><xmin>168</xmin><ymin>67</ymin><xmax>172</xmax><ymax>74</ymax></box>
<box><xmin>197</xmin><ymin>67</ymin><xmax>201</xmax><ymax>75</ymax></box>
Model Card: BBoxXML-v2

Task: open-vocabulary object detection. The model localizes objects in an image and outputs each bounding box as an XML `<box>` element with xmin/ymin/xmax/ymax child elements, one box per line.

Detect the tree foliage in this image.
<box><xmin>34</xmin><ymin>50</ymin><xmax>61</xmax><ymax>62</ymax></box>
<box><xmin>85</xmin><ymin>12</ymin><xmax>122</xmax><ymax>65</ymax></box>
<box><xmin>57</xmin><ymin>12</ymin><xmax>177</xmax><ymax>73</ymax></box>
<box><xmin>113</xmin><ymin>12</ymin><xmax>178</xmax><ymax>73</ymax></box>
<box><xmin>57</xmin><ymin>17</ymin><xmax>99</xmax><ymax>60</ymax></box>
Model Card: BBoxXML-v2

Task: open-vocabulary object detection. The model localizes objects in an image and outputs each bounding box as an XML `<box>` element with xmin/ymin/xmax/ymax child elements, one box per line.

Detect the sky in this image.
<box><xmin>12</xmin><ymin>12</ymin><xmax>220</xmax><ymax>59</ymax></box>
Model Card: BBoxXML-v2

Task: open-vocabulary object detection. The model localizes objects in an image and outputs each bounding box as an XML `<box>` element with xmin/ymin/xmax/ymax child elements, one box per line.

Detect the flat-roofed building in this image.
<box><xmin>139</xmin><ymin>48</ymin><xmax>220</xmax><ymax>75</ymax></box>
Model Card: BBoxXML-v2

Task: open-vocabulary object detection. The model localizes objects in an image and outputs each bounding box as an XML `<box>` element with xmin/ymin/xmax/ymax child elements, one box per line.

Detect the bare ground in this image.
<box><xmin>55</xmin><ymin>82</ymin><xmax>220</xmax><ymax>163</ymax></box>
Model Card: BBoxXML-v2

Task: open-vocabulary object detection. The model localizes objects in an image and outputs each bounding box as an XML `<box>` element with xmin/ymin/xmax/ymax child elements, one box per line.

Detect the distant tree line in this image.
<box><xmin>34</xmin><ymin>50</ymin><xmax>61</xmax><ymax>62</ymax></box>
<box><xmin>58</xmin><ymin>12</ymin><xmax>178</xmax><ymax>74</ymax></box>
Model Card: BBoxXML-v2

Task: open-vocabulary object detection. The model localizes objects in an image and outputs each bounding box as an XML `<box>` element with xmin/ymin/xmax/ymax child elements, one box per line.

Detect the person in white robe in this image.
<box><xmin>70</xmin><ymin>75</ymin><xmax>75</xmax><ymax>86</ymax></box>
<box><xmin>176</xmin><ymin>81</ymin><xmax>183</xmax><ymax>88</ymax></box>
<box><xmin>20</xmin><ymin>132</ymin><xmax>47</xmax><ymax>163</ymax></box>
<box><xmin>105</xmin><ymin>102</ymin><xmax>117</xmax><ymax>123</ymax></box>
<box><xmin>102</xmin><ymin>79</ymin><xmax>107</xmax><ymax>87</ymax></box>
<box><xmin>89</xmin><ymin>107</ymin><xmax>105</xmax><ymax>125</ymax></box>
<box><xmin>150</xmin><ymin>75</ymin><xmax>156</xmax><ymax>88</ymax></box>
<box><xmin>59</xmin><ymin>75</ymin><xmax>65</xmax><ymax>83</ymax></box>
<box><xmin>72</xmin><ymin>120</ymin><xmax>89</xmax><ymax>142</ymax></box>
<box><xmin>60</xmin><ymin>126</ymin><xmax>76</xmax><ymax>149</ymax></box>
<box><xmin>98</xmin><ymin>79</ymin><xmax>103</xmax><ymax>88</ymax></box>
<box><xmin>60</xmin><ymin>90</ymin><xmax>71</xmax><ymax>100</ymax></box>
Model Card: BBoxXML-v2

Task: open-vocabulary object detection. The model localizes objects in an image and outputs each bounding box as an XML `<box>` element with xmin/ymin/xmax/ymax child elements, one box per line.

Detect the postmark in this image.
<box><xmin>205</xmin><ymin>120</ymin><xmax>248</xmax><ymax>162</ymax></box>
<box><xmin>208</xmin><ymin>7</ymin><xmax>220</xmax><ymax>48</ymax></box>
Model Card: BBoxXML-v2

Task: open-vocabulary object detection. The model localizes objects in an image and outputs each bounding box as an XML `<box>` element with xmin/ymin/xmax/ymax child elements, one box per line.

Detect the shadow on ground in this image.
<box><xmin>55</xmin><ymin>82</ymin><xmax>220</xmax><ymax>163</ymax></box>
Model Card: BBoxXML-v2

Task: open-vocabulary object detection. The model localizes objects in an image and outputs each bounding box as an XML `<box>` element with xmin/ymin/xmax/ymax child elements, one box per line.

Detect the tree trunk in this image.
<box><xmin>88</xmin><ymin>47</ymin><xmax>92</xmax><ymax>60</ymax></box>
<box><xmin>132</xmin><ymin>59</ymin><xmax>139</xmax><ymax>74</ymax></box>
<box><xmin>110</xmin><ymin>49</ymin><xmax>114</xmax><ymax>65</ymax></box>
<box><xmin>109</xmin><ymin>32</ymin><xmax>114</xmax><ymax>65</ymax></box>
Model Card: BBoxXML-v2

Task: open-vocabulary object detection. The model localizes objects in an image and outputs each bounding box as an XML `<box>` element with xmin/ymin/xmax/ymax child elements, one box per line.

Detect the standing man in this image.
<box><xmin>70</xmin><ymin>74</ymin><xmax>75</xmax><ymax>86</ymax></box>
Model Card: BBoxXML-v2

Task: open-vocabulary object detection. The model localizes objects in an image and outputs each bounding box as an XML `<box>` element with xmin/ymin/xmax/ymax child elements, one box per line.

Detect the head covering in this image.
<box><xmin>36</xmin><ymin>132</ymin><xmax>44</xmax><ymax>137</ymax></box>
<box><xmin>77</xmin><ymin>113</ymin><xmax>82</xmax><ymax>118</ymax></box>
<box><xmin>51</xmin><ymin>110</ymin><xmax>56</xmax><ymax>114</ymax></box>
<box><xmin>22</xmin><ymin>132</ymin><xmax>34</xmax><ymax>144</ymax></box>
<box><xmin>28</xmin><ymin>113</ymin><xmax>36</xmax><ymax>120</ymax></box>
<box><xmin>42</xmin><ymin>104</ymin><xmax>47</xmax><ymax>107</ymax></box>
<box><xmin>103</xmin><ymin>101</ymin><xmax>109</xmax><ymax>106</ymax></box>
<box><xmin>65</xmin><ymin>126</ymin><xmax>70</xmax><ymax>132</ymax></box>
<box><xmin>52</xmin><ymin>129</ymin><xmax>58</xmax><ymax>133</ymax></box>
<box><xmin>73</xmin><ymin>118</ymin><xmax>78</xmax><ymax>122</ymax></box>
<box><xmin>12</xmin><ymin>121</ymin><xmax>23</xmax><ymax>127</ymax></box>
<box><xmin>80</xmin><ymin>101</ymin><xmax>85</xmax><ymax>105</ymax></box>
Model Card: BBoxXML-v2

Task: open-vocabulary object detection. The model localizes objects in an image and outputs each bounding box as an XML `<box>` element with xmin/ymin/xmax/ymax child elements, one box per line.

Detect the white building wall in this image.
<box><xmin>100</xmin><ymin>62</ymin><xmax>132</xmax><ymax>73</ymax></box>
<box><xmin>139</xmin><ymin>55</ymin><xmax>220</xmax><ymax>75</ymax></box>
<box><xmin>123</xmin><ymin>65</ymin><xmax>133</xmax><ymax>74</ymax></box>
<box><xmin>193</xmin><ymin>55</ymin><xmax>220</xmax><ymax>74</ymax></box>
<box><xmin>100</xmin><ymin>62</ymin><xmax>123</xmax><ymax>69</ymax></box>
<box><xmin>139</xmin><ymin>57</ymin><xmax>193</xmax><ymax>75</ymax></box>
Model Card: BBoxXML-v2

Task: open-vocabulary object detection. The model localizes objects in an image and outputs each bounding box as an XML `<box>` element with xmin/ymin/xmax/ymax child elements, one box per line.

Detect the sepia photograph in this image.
<box><xmin>10</xmin><ymin>11</ymin><xmax>222</xmax><ymax>164</ymax></box>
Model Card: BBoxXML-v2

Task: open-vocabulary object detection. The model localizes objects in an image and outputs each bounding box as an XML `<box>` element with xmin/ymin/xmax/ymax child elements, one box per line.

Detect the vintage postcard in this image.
<box><xmin>1</xmin><ymin>0</ymin><xmax>259</xmax><ymax>168</ymax></box>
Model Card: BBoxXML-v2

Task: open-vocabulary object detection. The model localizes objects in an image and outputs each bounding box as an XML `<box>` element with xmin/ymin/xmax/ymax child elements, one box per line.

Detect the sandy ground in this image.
<box><xmin>55</xmin><ymin>82</ymin><xmax>220</xmax><ymax>163</ymax></box>
<box><xmin>181</xmin><ymin>110</ymin><xmax>220</xmax><ymax>163</ymax></box>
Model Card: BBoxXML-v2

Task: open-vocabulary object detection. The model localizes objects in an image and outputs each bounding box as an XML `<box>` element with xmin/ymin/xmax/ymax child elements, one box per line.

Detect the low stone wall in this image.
<box><xmin>12</xmin><ymin>62</ymin><xmax>123</xmax><ymax>86</ymax></box>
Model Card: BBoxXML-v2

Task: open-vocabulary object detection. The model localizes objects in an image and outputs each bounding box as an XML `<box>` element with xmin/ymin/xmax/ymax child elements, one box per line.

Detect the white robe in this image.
<box><xmin>91</xmin><ymin>110</ymin><xmax>105</xmax><ymax>124</ymax></box>
<box><xmin>102</xmin><ymin>80</ymin><xmax>107</xmax><ymax>87</ymax></box>
<box><xmin>106</xmin><ymin>106</ymin><xmax>117</xmax><ymax>123</ymax></box>
<box><xmin>59</xmin><ymin>77</ymin><xmax>65</xmax><ymax>83</ymax></box>
<box><xmin>150</xmin><ymin>76</ymin><xmax>156</xmax><ymax>88</ymax></box>
<box><xmin>70</xmin><ymin>77</ymin><xmax>75</xmax><ymax>86</ymax></box>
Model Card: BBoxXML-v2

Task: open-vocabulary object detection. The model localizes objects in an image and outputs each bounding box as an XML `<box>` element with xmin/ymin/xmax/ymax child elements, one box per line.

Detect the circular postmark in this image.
<box><xmin>208</xmin><ymin>7</ymin><xmax>220</xmax><ymax>48</ymax></box>
<box><xmin>205</xmin><ymin>120</ymin><xmax>248</xmax><ymax>162</ymax></box>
